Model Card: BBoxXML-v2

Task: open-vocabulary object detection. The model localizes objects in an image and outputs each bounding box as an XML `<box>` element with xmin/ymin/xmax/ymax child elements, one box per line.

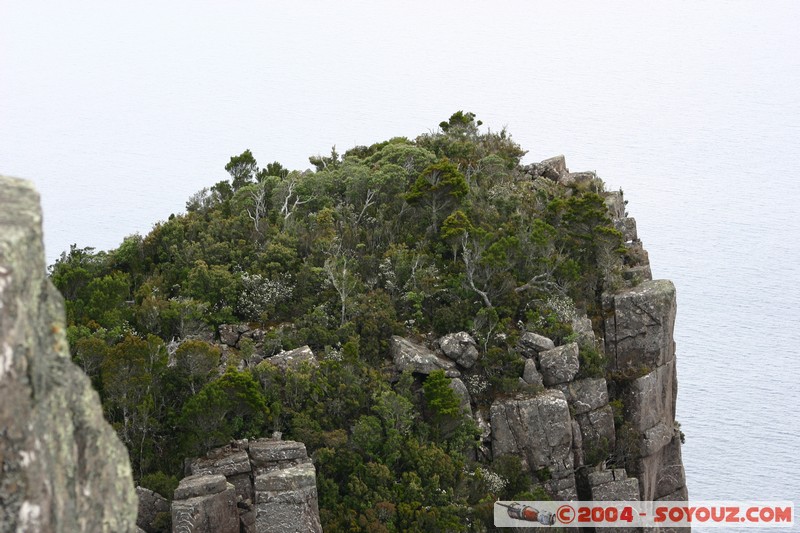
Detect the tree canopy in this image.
<box><xmin>50</xmin><ymin>113</ymin><xmax>626</xmax><ymax>532</ymax></box>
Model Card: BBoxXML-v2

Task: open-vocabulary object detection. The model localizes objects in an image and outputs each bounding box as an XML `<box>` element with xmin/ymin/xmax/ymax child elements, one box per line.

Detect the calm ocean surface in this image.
<box><xmin>2</xmin><ymin>1</ymin><xmax>798</xmax><ymax>529</ymax></box>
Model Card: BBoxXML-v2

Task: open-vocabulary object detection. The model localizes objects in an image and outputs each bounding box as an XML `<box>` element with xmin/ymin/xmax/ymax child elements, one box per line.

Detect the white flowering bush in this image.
<box><xmin>237</xmin><ymin>272</ymin><xmax>294</xmax><ymax>321</ymax></box>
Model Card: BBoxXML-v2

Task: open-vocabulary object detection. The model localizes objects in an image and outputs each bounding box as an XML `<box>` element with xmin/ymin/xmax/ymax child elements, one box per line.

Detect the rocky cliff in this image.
<box><xmin>0</xmin><ymin>176</ymin><xmax>138</xmax><ymax>532</ymax></box>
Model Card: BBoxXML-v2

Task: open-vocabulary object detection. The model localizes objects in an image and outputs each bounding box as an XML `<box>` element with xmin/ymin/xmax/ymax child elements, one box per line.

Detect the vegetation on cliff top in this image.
<box><xmin>50</xmin><ymin>112</ymin><xmax>625</xmax><ymax>531</ymax></box>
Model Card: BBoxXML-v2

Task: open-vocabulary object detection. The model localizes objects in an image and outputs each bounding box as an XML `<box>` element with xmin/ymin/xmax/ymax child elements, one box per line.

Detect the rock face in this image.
<box><xmin>490</xmin><ymin>390</ymin><xmax>577</xmax><ymax>499</ymax></box>
<box><xmin>601</xmin><ymin>186</ymin><xmax>688</xmax><ymax>505</ymax></box>
<box><xmin>171</xmin><ymin>475</ymin><xmax>239</xmax><ymax>533</ymax></box>
<box><xmin>0</xmin><ymin>176</ymin><xmax>138</xmax><ymax>532</ymax></box>
<box><xmin>254</xmin><ymin>463</ymin><xmax>321</xmax><ymax>533</ymax></box>
<box><xmin>390</xmin><ymin>335</ymin><xmax>459</xmax><ymax>376</ymax></box>
<box><xmin>179</xmin><ymin>439</ymin><xmax>322</xmax><ymax>533</ymax></box>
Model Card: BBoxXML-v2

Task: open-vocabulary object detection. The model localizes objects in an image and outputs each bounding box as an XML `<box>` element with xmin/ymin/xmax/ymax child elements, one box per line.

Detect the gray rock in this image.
<box><xmin>622</xmin><ymin>264</ymin><xmax>653</xmax><ymax>284</ymax></box>
<box><xmin>571</xmin><ymin>313</ymin><xmax>596</xmax><ymax>347</ymax></box>
<box><xmin>560</xmin><ymin>171</ymin><xmax>597</xmax><ymax>188</ymax></box>
<box><xmin>615</xmin><ymin>217</ymin><xmax>638</xmax><ymax>242</ymax></box>
<box><xmin>603</xmin><ymin>280</ymin><xmax>676</xmax><ymax>372</ymax></box>
<box><xmin>391</xmin><ymin>335</ymin><xmax>458</xmax><ymax>376</ymax></box>
<box><xmin>538</xmin><ymin>342</ymin><xmax>580</xmax><ymax>386</ymax></box>
<box><xmin>577</xmin><ymin>405</ymin><xmax>616</xmax><ymax>453</ymax></box>
<box><xmin>625</xmin><ymin>360</ymin><xmax>677</xmax><ymax>435</ymax></box>
<box><xmin>218</xmin><ymin>324</ymin><xmax>243</xmax><ymax>347</ymax></box>
<box><xmin>527</xmin><ymin>155</ymin><xmax>568</xmax><ymax>181</ymax></box>
<box><xmin>255</xmin><ymin>463</ymin><xmax>322</xmax><ymax>533</ymax></box>
<box><xmin>0</xmin><ymin>176</ymin><xmax>138</xmax><ymax>532</ymax></box>
<box><xmin>438</xmin><ymin>331</ymin><xmax>480</xmax><ymax>368</ymax></box>
<box><xmin>604</xmin><ymin>190</ymin><xmax>626</xmax><ymax>219</ymax></box>
<box><xmin>266</xmin><ymin>345</ymin><xmax>318</xmax><ymax>372</ymax></box>
<box><xmin>249</xmin><ymin>440</ymin><xmax>309</xmax><ymax>467</ymax></box>
<box><xmin>517</xmin><ymin>331</ymin><xmax>555</xmax><ymax>357</ymax></box>
<box><xmin>135</xmin><ymin>486</ymin><xmax>170</xmax><ymax>533</ymax></box>
<box><xmin>174</xmin><ymin>474</ymin><xmax>229</xmax><ymax>500</ymax></box>
<box><xmin>625</xmin><ymin>240</ymin><xmax>651</xmax><ymax>267</ymax></box>
<box><xmin>448</xmin><ymin>377</ymin><xmax>473</xmax><ymax>415</ymax></box>
<box><xmin>556</xmin><ymin>378</ymin><xmax>609</xmax><ymax>415</ymax></box>
<box><xmin>522</xmin><ymin>358</ymin><xmax>544</xmax><ymax>387</ymax></box>
<box><xmin>541</xmin><ymin>155</ymin><xmax>568</xmax><ymax>177</ymax></box>
<box><xmin>571</xmin><ymin>419</ymin><xmax>584</xmax><ymax>468</ymax></box>
<box><xmin>590</xmin><ymin>477</ymin><xmax>640</xmax><ymax>501</ymax></box>
<box><xmin>637</xmin><ymin>433</ymin><xmax>687</xmax><ymax>501</ymax></box>
<box><xmin>490</xmin><ymin>390</ymin><xmax>575</xmax><ymax>489</ymax></box>
<box><xmin>188</xmin><ymin>449</ymin><xmax>251</xmax><ymax>478</ymax></box>
<box><xmin>171</xmin><ymin>481</ymin><xmax>238</xmax><ymax>533</ymax></box>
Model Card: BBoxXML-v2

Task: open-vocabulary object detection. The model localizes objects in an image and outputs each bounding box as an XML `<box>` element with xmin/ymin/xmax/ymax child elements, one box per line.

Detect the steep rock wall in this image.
<box><xmin>0</xmin><ymin>176</ymin><xmax>138</xmax><ymax>532</ymax></box>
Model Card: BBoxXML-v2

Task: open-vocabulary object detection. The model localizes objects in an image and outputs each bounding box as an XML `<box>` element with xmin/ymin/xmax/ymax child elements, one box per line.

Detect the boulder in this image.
<box><xmin>171</xmin><ymin>475</ymin><xmax>239</xmax><ymax>533</ymax></box>
<box><xmin>448</xmin><ymin>377</ymin><xmax>472</xmax><ymax>415</ymax></box>
<box><xmin>135</xmin><ymin>487</ymin><xmax>170</xmax><ymax>533</ymax></box>
<box><xmin>0</xmin><ymin>176</ymin><xmax>138</xmax><ymax>532</ymax></box>
<box><xmin>391</xmin><ymin>335</ymin><xmax>459</xmax><ymax>376</ymax></box>
<box><xmin>517</xmin><ymin>331</ymin><xmax>555</xmax><ymax>358</ymax></box>
<box><xmin>188</xmin><ymin>448</ymin><xmax>253</xmax><ymax>503</ymax></box>
<box><xmin>522</xmin><ymin>358</ymin><xmax>544</xmax><ymax>387</ymax></box>
<box><xmin>526</xmin><ymin>155</ymin><xmax>568</xmax><ymax>181</ymax></box>
<box><xmin>603</xmin><ymin>280</ymin><xmax>676</xmax><ymax>372</ymax></box>
<box><xmin>537</xmin><ymin>342</ymin><xmax>580</xmax><ymax>386</ymax></box>
<box><xmin>219</xmin><ymin>324</ymin><xmax>247</xmax><ymax>347</ymax></box>
<box><xmin>266</xmin><ymin>345</ymin><xmax>318</xmax><ymax>372</ymax></box>
<box><xmin>559</xmin><ymin>171</ymin><xmax>597</xmax><ymax>188</ymax></box>
<box><xmin>173</xmin><ymin>474</ymin><xmax>229</xmax><ymax>500</ymax></box>
<box><xmin>438</xmin><ymin>331</ymin><xmax>480</xmax><ymax>368</ymax></box>
<box><xmin>255</xmin><ymin>462</ymin><xmax>322</xmax><ymax>533</ymax></box>
<box><xmin>249</xmin><ymin>439</ymin><xmax>311</xmax><ymax>475</ymax></box>
<box><xmin>556</xmin><ymin>378</ymin><xmax>609</xmax><ymax>415</ymax></box>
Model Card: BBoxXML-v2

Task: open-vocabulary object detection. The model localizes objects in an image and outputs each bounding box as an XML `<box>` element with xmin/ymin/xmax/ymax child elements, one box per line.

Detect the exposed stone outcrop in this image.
<box><xmin>490</xmin><ymin>390</ymin><xmax>577</xmax><ymax>499</ymax></box>
<box><xmin>171</xmin><ymin>475</ymin><xmax>238</xmax><ymax>533</ymax></box>
<box><xmin>390</xmin><ymin>335</ymin><xmax>459</xmax><ymax>377</ymax></box>
<box><xmin>178</xmin><ymin>438</ymin><xmax>321</xmax><ymax>533</ymax></box>
<box><xmin>264</xmin><ymin>346</ymin><xmax>318</xmax><ymax>372</ymax></box>
<box><xmin>523</xmin><ymin>154</ymin><xmax>568</xmax><ymax>181</ymax></box>
<box><xmin>601</xmin><ymin>186</ymin><xmax>688</xmax><ymax>505</ymax></box>
<box><xmin>0</xmin><ymin>176</ymin><xmax>138</xmax><ymax>532</ymax></box>
<box><xmin>537</xmin><ymin>342</ymin><xmax>580</xmax><ymax>386</ymax></box>
<box><xmin>255</xmin><ymin>463</ymin><xmax>321</xmax><ymax>533</ymax></box>
<box><xmin>517</xmin><ymin>332</ymin><xmax>555</xmax><ymax>358</ymax></box>
<box><xmin>136</xmin><ymin>487</ymin><xmax>171</xmax><ymax>533</ymax></box>
<box><xmin>438</xmin><ymin>331</ymin><xmax>479</xmax><ymax>368</ymax></box>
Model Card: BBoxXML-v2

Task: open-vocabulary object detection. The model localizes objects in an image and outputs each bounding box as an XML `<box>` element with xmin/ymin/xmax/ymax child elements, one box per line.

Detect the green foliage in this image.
<box><xmin>139</xmin><ymin>471</ymin><xmax>179</xmax><ymax>499</ymax></box>
<box><xmin>225</xmin><ymin>149</ymin><xmax>258</xmax><ymax>190</ymax></box>
<box><xmin>576</xmin><ymin>344</ymin><xmax>606</xmax><ymax>379</ymax></box>
<box><xmin>180</xmin><ymin>369</ymin><xmax>270</xmax><ymax>456</ymax></box>
<box><xmin>50</xmin><ymin>113</ymin><xmax>631</xmax><ymax>528</ymax></box>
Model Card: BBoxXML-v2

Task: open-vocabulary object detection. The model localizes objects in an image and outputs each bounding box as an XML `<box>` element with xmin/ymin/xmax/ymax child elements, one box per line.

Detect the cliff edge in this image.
<box><xmin>0</xmin><ymin>176</ymin><xmax>138</xmax><ymax>532</ymax></box>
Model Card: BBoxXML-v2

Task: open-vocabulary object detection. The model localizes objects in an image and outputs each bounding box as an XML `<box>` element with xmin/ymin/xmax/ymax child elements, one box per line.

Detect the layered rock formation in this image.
<box><xmin>170</xmin><ymin>439</ymin><xmax>322</xmax><ymax>533</ymax></box>
<box><xmin>0</xmin><ymin>176</ymin><xmax>138</xmax><ymax>532</ymax></box>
